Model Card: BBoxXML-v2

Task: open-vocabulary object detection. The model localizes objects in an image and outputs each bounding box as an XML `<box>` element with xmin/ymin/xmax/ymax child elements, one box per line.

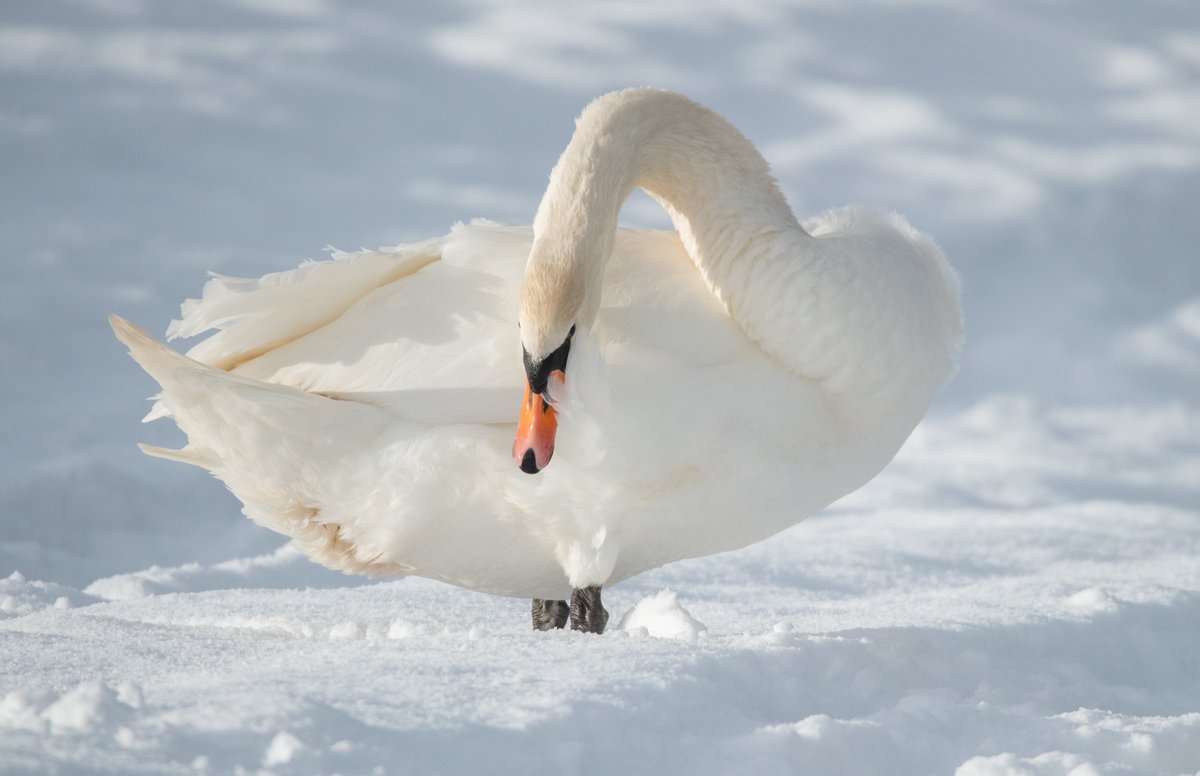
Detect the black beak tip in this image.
<box><xmin>519</xmin><ymin>448</ymin><xmax>540</xmax><ymax>475</ymax></box>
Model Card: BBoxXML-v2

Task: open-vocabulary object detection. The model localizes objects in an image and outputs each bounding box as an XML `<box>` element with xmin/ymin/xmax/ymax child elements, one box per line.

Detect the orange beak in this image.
<box><xmin>513</xmin><ymin>372</ymin><xmax>562</xmax><ymax>474</ymax></box>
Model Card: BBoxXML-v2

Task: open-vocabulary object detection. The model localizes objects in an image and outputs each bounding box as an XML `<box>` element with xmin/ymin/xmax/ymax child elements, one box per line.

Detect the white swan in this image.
<box><xmin>112</xmin><ymin>88</ymin><xmax>962</xmax><ymax>632</ymax></box>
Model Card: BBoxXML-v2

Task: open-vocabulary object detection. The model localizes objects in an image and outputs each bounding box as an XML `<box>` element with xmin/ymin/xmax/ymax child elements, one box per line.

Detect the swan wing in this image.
<box><xmin>171</xmin><ymin>238</ymin><xmax>442</xmax><ymax>371</ymax></box>
<box><xmin>157</xmin><ymin>222</ymin><xmax>531</xmax><ymax>427</ymax></box>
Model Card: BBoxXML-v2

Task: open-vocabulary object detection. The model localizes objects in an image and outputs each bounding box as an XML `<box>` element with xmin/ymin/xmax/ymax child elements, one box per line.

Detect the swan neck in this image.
<box><xmin>524</xmin><ymin>89</ymin><xmax>803</xmax><ymax>347</ymax></box>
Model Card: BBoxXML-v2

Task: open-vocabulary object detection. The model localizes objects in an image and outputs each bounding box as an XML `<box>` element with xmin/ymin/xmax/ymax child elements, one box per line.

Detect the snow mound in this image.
<box><xmin>617</xmin><ymin>589</ymin><xmax>707</xmax><ymax>641</ymax></box>
<box><xmin>1065</xmin><ymin>587</ymin><xmax>1120</xmax><ymax>616</ymax></box>
<box><xmin>84</xmin><ymin>544</ymin><xmax>355</xmax><ymax>600</ymax></box>
<box><xmin>1</xmin><ymin>681</ymin><xmax>139</xmax><ymax>736</ymax></box>
<box><xmin>1117</xmin><ymin>297</ymin><xmax>1200</xmax><ymax>374</ymax></box>
<box><xmin>264</xmin><ymin>731</ymin><xmax>306</xmax><ymax>767</ymax></box>
<box><xmin>956</xmin><ymin>751</ymin><xmax>1100</xmax><ymax>776</ymax></box>
<box><xmin>0</xmin><ymin>571</ymin><xmax>96</xmax><ymax>620</ymax></box>
<box><xmin>41</xmin><ymin>682</ymin><xmax>134</xmax><ymax>734</ymax></box>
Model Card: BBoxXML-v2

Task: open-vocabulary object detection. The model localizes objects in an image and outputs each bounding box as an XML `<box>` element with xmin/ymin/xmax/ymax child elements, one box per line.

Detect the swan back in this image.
<box><xmin>751</xmin><ymin>207</ymin><xmax>963</xmax><ymax>436</ymax></box>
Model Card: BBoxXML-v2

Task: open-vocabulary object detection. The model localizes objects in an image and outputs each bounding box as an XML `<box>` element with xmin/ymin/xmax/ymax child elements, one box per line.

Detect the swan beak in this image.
<box><xmin>513</xmin><ymin>374</ymin><xmax>561</xmax><ymax>474</ymax></box>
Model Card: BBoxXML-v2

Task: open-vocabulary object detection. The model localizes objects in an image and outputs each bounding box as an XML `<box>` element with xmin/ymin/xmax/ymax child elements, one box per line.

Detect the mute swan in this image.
<box><xmin>112</xmin><ymin>88</ymin><xmax>962</xmax><ymax>634</ymax></box>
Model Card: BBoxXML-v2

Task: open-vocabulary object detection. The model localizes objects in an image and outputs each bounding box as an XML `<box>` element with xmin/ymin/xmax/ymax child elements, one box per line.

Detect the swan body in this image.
<box><xmin>113</xmin><ymin>88</ymin><xmax>962</xmax><ymax>604</ymax></box>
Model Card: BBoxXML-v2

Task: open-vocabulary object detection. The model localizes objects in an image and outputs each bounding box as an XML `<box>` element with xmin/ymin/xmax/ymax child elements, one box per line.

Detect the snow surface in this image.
<box><xmin>2</xmin><ymin>1</ymin><xmax>1198</xmax><ymax>774</ymax></box>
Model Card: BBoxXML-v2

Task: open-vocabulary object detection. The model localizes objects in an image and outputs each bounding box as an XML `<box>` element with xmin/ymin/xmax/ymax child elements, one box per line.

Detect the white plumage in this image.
<box><xmin>113</xmin><ymin>88</ymin><xmax>963</xmax><ymax>602</ymax></box>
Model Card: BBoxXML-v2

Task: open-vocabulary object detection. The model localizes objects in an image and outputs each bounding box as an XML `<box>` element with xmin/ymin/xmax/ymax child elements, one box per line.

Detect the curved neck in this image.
<box><xmin>521</xmin><ymin>89</ymin><xmax>962</xmax><ymax>441</ymax></box>
<box><xmin>523</xmin><ymin>89</ymin><xmax>806</xmax><ymax>351</ymax></box>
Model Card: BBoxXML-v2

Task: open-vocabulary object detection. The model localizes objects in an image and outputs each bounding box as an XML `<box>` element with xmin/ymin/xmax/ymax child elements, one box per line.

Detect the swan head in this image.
<box><xmin>513</xmin><ymin>323</ymin><xmax>575</xmax><ymax>474</ymax></box>
<box><xmin>514</xmin><ymin>238</ymin><xmax>592</xmax><ymax>474</ymax></box>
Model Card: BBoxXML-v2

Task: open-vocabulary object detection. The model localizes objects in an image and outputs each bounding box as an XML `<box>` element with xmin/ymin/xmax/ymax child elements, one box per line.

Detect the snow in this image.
<box><xmin>616</xmin><ymin>589</ymin><xmax>707</xmax><ymax>641</ymax></box>
<box><xmin>1</xmin><ymin>0</ymin><xmax>1198</xmax><ymax>774</ymax></box>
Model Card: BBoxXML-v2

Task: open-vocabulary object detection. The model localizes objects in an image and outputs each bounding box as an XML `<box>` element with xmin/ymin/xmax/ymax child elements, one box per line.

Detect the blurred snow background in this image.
<box><xmin>0</xmin><ymin>1</ymin><xmax>1197</xmax><ymax>773</ymax></box>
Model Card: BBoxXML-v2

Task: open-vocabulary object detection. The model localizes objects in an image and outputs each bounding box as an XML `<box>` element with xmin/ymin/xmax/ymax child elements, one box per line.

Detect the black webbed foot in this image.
<box><xmin>569</xmin><ymin>586</ymin><xmax>609</xmax><ymax>634</ymax></box>
<box><xmin>532</xmin><ymin>598</ymin><xmax>569</xmax><ymax>630</ymax></box>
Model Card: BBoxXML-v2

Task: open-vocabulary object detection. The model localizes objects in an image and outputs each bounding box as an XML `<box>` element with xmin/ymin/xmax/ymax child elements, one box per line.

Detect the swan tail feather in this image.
<box><xmin>111</xmin><ymin>314</ymin><xmax>331</xmax><ymax>459</ymax></box>
<box><xmin>137</xmin><ymin>442</ymin><xmax>211</xmax><ymax>468</ymax></box>
<box><xmin>110</xmin><ymin>313</ymin><xmax>204</xmax><ymax>383</ymax></box>
<box><xmin>111</xmin><ymin>315</ymin><xmax>404</xmax><ymax>577</ymax></box>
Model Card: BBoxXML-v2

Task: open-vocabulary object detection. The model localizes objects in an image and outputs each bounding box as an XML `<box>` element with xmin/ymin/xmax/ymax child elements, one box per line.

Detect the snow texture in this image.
<box><xmin>1</xmin><ymin>1</ymin><xmax>1198</xmax><ymax>774</ymax></box>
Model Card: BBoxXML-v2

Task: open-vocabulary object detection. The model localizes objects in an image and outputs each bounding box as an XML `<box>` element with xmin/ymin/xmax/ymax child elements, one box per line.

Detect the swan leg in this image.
<box><xmin>569</xmin><ymin>586</ymin><xmax>609</xmax><ymax>634</ymax></box>
<box><xmin>532</xmin><ymin>598</ymin><xmax>569</xmax><ymax>630</ymax></box>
